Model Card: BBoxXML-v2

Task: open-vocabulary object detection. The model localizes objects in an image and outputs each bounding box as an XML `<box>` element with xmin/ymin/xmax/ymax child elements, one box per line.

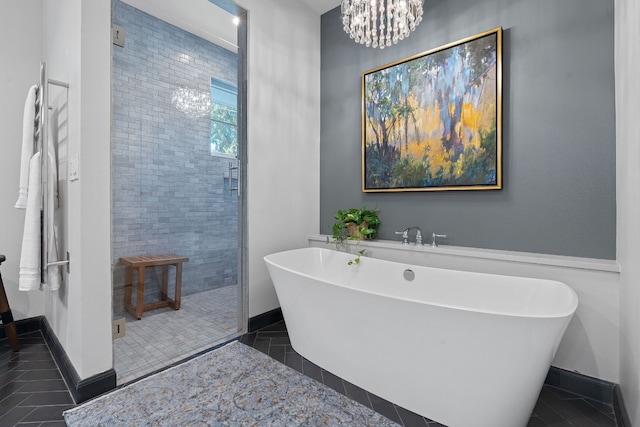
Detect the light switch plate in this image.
<box><xmin>69</xmin><ymin>153</ymin><xmax>79</xmax><ymax>181</ymax></box>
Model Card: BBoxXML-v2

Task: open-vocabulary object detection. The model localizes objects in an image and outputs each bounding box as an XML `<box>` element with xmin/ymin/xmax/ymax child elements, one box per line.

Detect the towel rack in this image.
<box><xmin>35</xmin><ymin>61</ymin><xmax>70</xmax><ymax>285</ymax></box>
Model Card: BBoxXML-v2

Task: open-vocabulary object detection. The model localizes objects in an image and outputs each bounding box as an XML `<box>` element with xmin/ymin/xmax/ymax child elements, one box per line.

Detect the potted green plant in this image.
<box><xmin>327</xmin><ymin>206</ymin><xmax>380</xmax><ymax>265</ymax></box>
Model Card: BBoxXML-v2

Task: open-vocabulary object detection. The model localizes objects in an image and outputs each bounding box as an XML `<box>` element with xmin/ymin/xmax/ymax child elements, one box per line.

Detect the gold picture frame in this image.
<box><xmin>362</xmin><ymin>27</ymin><xmax>502</xmax><ymax>192</ymax></box>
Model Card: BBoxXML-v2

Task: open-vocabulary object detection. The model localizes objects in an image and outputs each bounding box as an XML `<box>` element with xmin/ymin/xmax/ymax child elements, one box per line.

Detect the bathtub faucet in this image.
<box><xmin>431</xmin><ymin>233</ymin><xmax>447</xmax><ymax>248</ymax></box>
<box><xmin>395</xmin><ymin>227</ymin><xmax>423</xmax><ymax>245</ymax></box>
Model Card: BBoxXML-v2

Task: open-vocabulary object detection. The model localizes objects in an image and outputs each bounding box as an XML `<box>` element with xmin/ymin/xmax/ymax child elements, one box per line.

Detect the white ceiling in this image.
<box><xmin>300</xmin><ymin>0</ymin><xmax>341</xmax><ymax>15</ymax></box>
<box><xmin>122</xmin><ymin>0</ymin><xmax>238</xmax><ymax>52</ymax></box>
<box><xmin>121</xmin><ymin>0</ymin><xmax>341</xmax><ymax>54</ymax></box>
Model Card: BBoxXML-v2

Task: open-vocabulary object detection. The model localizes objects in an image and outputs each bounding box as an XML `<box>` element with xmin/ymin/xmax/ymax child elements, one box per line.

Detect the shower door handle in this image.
<box><xmin>229</xmin><ymin>161</ymin><xmax>238</xmax><ymax>195</ymax></box>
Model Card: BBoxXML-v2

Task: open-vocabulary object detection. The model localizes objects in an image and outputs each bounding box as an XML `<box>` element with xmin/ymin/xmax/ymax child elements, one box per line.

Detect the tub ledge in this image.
<box><xmin>309</xmin><ymin>234</ymin><xmax>620</xmax><ymax>273</ymax></box>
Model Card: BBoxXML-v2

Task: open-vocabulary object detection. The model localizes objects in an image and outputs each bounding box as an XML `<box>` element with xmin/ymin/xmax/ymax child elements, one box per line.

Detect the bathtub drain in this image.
<box><xmin>403</xmin><ymin>269</ymin><xmax>415</xmax><ymax>281</ymax></box>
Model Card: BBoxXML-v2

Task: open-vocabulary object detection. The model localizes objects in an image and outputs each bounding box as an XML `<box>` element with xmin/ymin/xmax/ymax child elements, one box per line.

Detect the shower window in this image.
<box><xmin>210</xmin><ymin>77</ymin><xmax>237</xmax><ymax>156</ymax></box>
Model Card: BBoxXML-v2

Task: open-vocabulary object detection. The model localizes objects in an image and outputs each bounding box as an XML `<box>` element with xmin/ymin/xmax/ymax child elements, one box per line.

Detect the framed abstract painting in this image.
<box><xmin>362</xmin><ymin>27</ymin><xmax>502</xmax><ymax>192</ymax></box>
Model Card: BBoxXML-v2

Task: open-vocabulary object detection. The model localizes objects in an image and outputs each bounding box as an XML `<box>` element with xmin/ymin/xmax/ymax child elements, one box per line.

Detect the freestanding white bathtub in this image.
<box><xmin>264</xmin><ymin>247</ymin><xmax>578</xmax><ymax>427</ymax></box>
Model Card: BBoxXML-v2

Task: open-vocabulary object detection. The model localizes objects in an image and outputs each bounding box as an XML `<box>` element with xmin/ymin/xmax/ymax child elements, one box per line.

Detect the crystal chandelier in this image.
<box><xmin>171</xmin><ymin>87</ymin><xmax>211</xmax><ymax>118</ymax></box>
<box><xmin>341</xmin><ymin>0</ymin><xmax>423</xmax><ymax>49</ymax></box>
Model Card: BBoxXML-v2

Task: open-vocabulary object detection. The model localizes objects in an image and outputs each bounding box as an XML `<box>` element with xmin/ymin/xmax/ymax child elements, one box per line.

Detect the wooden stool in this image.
<box><xmin>0</xmin><ymin>255</ymin><xmax>19</xmax><ymax>351</ymax></box>
<box><xmin>121</xmin><ymin>254</ymin><xmax>189</xmax><ymax>320</ymax></box>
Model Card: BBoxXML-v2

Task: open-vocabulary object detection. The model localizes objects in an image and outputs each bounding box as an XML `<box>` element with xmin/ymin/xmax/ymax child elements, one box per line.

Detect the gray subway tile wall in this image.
<box><xmin>111</xmin><ymin>0</ymin><xmax>239</xmax><ymax>316</ymax></box>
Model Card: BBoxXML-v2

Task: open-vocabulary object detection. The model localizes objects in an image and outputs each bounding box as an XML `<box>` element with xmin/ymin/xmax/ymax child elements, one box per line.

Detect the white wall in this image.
<box><xmin>616</xmin><ymin>0</ymin><xmax>640</xmax><ymax>423</ymax></box>
<box><xmin>235</xmin><ymin>0</ymin><xmax>321</xmax><ymax>317</ymax></box>
<box><xmin>0</xmin><ymin>1</ymin><xmax>45</xmax><ymax>321</ymax></box>
<box><xmin>0</xmin><ymin>0</ymin><xmax>111</xmax><ymax>381</ymax></box>
<box><xmin>41</xmin><ymin>0</ymin><xmax>113</xmax><ymax>380</ymax></box>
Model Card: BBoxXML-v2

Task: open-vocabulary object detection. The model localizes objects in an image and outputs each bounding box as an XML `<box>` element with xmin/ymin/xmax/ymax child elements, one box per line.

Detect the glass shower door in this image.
<box><xmin>111</xmin><ymin>0</ymin><xmax>247</xmax><ymax>385</ymax></box>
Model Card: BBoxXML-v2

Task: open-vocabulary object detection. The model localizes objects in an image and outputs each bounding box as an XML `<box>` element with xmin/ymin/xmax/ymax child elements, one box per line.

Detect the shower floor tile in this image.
<box><xmin>114</xmin><ymin>285</ymin><xmax>239</xmax><ymax>385</ymax></box>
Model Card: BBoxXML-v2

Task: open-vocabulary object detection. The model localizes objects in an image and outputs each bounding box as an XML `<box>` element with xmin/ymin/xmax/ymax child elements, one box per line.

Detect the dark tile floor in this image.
<box><xmin>0</xmin><ymin>331</ymin><xmax>72</xmax><ymax>426</ymax></box>
<box><xmin>240</xmin><ymin>321</ymin><xmax>619</xmax><ymax>427</ymax></box>
<box><xmin>0</xmin><ymin>325</ymin><xmax>619</xmax><ymax>427</ymax></box>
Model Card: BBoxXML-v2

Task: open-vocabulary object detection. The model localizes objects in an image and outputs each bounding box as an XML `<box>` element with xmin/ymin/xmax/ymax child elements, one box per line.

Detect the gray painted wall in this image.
<box><xmin>320</xmin><ymin>0</ymin><xmax>615</xmax><ymax>259</ymax></box>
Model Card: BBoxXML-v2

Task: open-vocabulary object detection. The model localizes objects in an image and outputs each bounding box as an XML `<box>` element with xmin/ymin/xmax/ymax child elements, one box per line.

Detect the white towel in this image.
<box><xmin>42</xmin><ymin>118</ymin><xmax>61</xmax><ymax>292</ymax></box>
<box><xmin>19</xmin><ymin>125</ymin><xmax>62</xmax><ymax>291</ymax></box>
<box><xmin>19</xmin><ymin>152</ymin><xmax>41</xmax><ymax>291</ymax></box>
<box><xmin>15</xmin><ymin>85</ymin><xmax>38</xmax><ymax>209</ymax></box>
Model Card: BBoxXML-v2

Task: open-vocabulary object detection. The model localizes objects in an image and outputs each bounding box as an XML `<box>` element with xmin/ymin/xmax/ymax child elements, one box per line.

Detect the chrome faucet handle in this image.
<box><xmin>431</xmin><ymin>233</ymin><xmax>447</xmax><ymax>248</ymax></box>
<box><xmin>415</xmin><ymin>229</ymin><xmax>423</xmax><ymax>245</ymax></box>
<box><xmin>395</xmin><ymin>229</ymin><xmax>409</xmax><ymax>245</ymax></box>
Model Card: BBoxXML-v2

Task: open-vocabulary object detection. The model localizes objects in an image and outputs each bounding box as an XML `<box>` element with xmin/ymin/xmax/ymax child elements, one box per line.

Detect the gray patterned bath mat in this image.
<box><xmin>63</xmin><ymin>341</ymin><xmax>397</xmax><ymax>426</ymax></box>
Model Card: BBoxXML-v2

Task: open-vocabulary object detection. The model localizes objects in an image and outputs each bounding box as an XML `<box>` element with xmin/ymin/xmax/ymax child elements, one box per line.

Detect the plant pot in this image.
<box><xmin>346</xmin><ymin>221</ymin><xmax>368</xmax><ymax>239</ymax></box>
